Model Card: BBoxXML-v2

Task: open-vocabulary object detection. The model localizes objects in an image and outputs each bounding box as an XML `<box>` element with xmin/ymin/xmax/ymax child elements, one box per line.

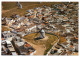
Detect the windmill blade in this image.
<box><xmin>39</xmin><ymin>31</ymin><xmax>45</xmax><ymax>38</ymax></box>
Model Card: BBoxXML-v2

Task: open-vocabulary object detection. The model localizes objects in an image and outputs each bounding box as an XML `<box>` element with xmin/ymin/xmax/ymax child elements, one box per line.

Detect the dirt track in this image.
<box><xmin>29</xmin><ymin>42</ymin><xmax>46</xmax><ymax>55</ymax></box>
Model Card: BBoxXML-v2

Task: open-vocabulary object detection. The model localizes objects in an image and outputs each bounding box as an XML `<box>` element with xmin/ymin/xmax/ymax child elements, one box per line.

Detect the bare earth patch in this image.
<box><xmin>23</xmin><ymin>33</ymin><xmax>58</xmax><ymax>55</ymax></box>
<box><xmin>2</xmin><ymin>10</ymin><xmax>9</xmax><ymax>14</ymax></box>
<box><xmin>28</xmin><ymin>42</ymin><xmax>46</xmax><ymax>55</ymax></box>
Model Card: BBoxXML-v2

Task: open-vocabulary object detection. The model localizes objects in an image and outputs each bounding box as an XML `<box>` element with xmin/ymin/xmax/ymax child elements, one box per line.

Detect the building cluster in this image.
<box><xmin>1</xmin><ymin>2</ymin><xmax>78</xmax><ymax>55</ymax></box>
<box><xmin>1</xmin><ymin>31</ymin><xmax>36</xmax><ymax>55</ymax></box>
<box><xmin>46</xmin><ymin>2</ymin><xmax>78</xmax><ymax>55</ymax></box>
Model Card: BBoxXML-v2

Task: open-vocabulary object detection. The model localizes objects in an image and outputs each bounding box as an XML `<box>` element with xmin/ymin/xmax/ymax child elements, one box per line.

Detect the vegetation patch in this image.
<box><xmin>2</xmin><ymin>2</ymin><xmax>63</xmax><ymax>17</ymax></box>
<box><xmin>23</xmin><ymin>33</ymin><xmax>58</xmax><ymax>55</ymax></box>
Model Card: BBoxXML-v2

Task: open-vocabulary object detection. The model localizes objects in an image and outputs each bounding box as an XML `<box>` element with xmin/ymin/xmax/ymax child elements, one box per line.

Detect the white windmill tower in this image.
<box><xmin>39</xmin><ymin>29</ymin><xmax>45</xmax><ymax>38</ymax></box>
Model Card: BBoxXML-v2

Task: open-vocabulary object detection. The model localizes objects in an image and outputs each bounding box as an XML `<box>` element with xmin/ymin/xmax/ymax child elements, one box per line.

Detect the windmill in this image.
<box><xmin>34</xmin><ymin>27</ymin><xmax>45</xmax><ymax>40</ymax></box>
<box><xmin>17</xmin><ymin>2</ymin><xmax>22</xmax><ymax>9</ymax></box>
<box><xmin>39</xmin><ymin>29</ymin><xmax>45</xmax><ymax>38</ymax></box>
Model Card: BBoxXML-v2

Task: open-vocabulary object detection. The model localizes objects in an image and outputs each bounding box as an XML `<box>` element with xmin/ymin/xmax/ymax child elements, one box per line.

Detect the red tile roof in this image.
<box><xmin>24</xmin><ymin>44</ymin><xmax>31</xmax><ymax>47</ymax></box>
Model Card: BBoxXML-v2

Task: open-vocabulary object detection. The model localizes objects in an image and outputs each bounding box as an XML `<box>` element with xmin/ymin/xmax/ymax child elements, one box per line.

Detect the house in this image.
<box><xmin>26</xmin><ymin>24</ymin><xmax>37</xmax><ymax>32</ymax></box>
<box><xmin>1</xmin><ymin>40</ymin><xmax>17</xmax><ymax>55</ymax></box>
<box><xmin>2</xmin><ymin>31</ymin><xmax>16</xmax><ymax>41</ymax></box>
<box><xmin>57</xmin><ymin>48</ymin><xmax>64</xmax><ymax>53</ymax></box>
<box><xmin>60</xmin><ymin>42</ymin><xmax>69</xmax><ymax>48</ymax></box>
<box><xmin>65</xmin><ymin>28</ymin><xmax>71</xmax><ymax>33</ymax></box>
<box><xmin>10</xmin><ymin>25</ymin><xmax>20</xmax><ymax>29</ymax></box>
<box><xmin>73</xmin><ymin>44</ymin><xmax>78</xmax><ymax>52</ymax></box>
<box><xmin>2</xmin><ymin>40</ymin><xmax>15</xmax><ymax>52</ymax></box>
<box><xmin>66</xmin><ymin>45</ymin><xmax>75</xmax><ymax>52</ymax></box>
<box><xmin>72</xmin><ymin>52</ymin><xmax>78</xmax><ymax>55</ymax></box>
<box><xmin>11</xmin><ymin>16</ymin><xmax>28</xmax><ymax>29</ymax></box>
<box><xmin>2</xmin><ymin>17</ymin><xmax>7</xmax><ymax>25</ymax></box>
<box><xmin>67</xmin><ymin>50</ymin><xmax>73</xmax><ymax>55</ymax></box>
<box><xmin>2</xmin><ymin>47</ymin><xmax>12</xmax><ymax>55</ymax></box>
<box><xmin>17</xmin><ymin>32</ymin><xmax>26</xmax><ymax>37</ymax></box>
<box><xmin>50</xmin><ymin>49</ymin><xmax>58</xmax><ymax>55</ymax></box>
<box><xmin>67</xmin><ymin>39</ymin><xmax>71</xmax><ymax>44</ymax></box>
<box><xmin>60</xmin><ymin>50</ymin><xmax>67</xmax><ymax>55</ymax></box>
<box><xmin>62</xmin><ymin>23</ymin><xmax>70</xmax><ymax>27</ymax></box>
<box><xmin>12</xmin><ymin>37</ymin><xmax>36</xmax><ymax>55</ymax></box>
<box><xmin>1</xmin><ymin>46</ymin><xmax>7</xmax><ymax>55</ymax></box>
<box><xmin>34</xmin><ymin>10</ymin><xmax>37</xmax><ymax>18</ymax></box>
<box><xmin>55</xmin><ymin>45</ymin><xmax>61</xmax><ymax>49</ymax></box>
<box><xmin>6</xmin><ymin>18</ymin><xmax>15</xmax><ymax>27</ymax></box>
<box><xmin>37</xmin><ymin>14</ymin><xmax>43</xmax><ymax>20</ymax></box>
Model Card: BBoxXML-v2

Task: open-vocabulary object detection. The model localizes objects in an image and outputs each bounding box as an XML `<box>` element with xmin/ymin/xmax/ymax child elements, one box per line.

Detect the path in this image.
<box><xmin>22</xmin><ymin>39</ymin><xmax>46</xmax><ymax>55</ymax></box>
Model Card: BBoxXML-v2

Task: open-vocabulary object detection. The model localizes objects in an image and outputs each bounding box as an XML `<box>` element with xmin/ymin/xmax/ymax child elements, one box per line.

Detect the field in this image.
<box><xmin>2</xmin><ymin>26</ymin><xmax>11</xmax><ymax>32</ymax></box>
<box><xmin>2</xmin><ymin>2</ymin><xmax>63</xmax><ymax>17</ymax></box>
<box><xmin>23</xmin><ymin>33</ymin><xmax>58</xmax><ymax>55</ymax></box>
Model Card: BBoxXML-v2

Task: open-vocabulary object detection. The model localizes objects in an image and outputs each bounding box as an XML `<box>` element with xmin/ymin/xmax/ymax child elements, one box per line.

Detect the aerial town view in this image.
<box><xmin>1</xmin><ymin>2</ymin><xmax>78</xmax><ymax>55</ymax></box>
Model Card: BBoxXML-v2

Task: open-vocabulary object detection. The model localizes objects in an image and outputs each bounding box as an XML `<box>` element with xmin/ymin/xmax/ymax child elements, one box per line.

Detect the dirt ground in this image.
<box><xmin>23</xmin><ymin>36</ymin><xmax>51</xmax><ymax>55</ymax></box>
<box><xmin>22</xmin><ymin>39</ymin><xmax>46</xmax><ymax>55</ymax></box>
<box><xmin>23</xmin><ymin>33</ymin><xmax>58</xmax><ymax>55</ymax></box>
<box><xmin>28</xmin><ymin>42</ymin><xmax>46</xmax><ymax>55</ymax></box>
<box><xmin>40</xmin><ymin>36</ymin><xmax>48</xmax><ymax>41</ymax></box>
<box><xmin>2</xmin><ymin>2</ymin><xmax>63</xmax><ymax>17</ymax></box>
<box><xmin>2</xmin><ymin>10</ymin><xmax>9</xmax><ymax>14</ymax></box>
<box><xmin>2</xmin><ymin>7</ymin><xmax>17</xmax><ymax>14</ymax></box>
